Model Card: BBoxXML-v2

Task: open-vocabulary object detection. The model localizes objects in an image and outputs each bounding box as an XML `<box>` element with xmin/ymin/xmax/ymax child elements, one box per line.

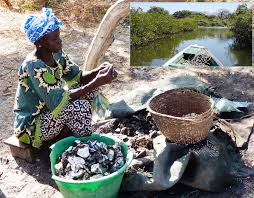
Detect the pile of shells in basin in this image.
<box><xmin>55</xmin><ymin>140</ymin><xmax>125</xmax><ymax>180</ymax></box>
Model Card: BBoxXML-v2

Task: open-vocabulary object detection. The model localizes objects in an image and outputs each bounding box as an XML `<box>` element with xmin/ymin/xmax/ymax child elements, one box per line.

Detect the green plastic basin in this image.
<box><xmin>50</xmin><ymin>134</ymin><xmax>133</xmax><ymax>198</ymax></box>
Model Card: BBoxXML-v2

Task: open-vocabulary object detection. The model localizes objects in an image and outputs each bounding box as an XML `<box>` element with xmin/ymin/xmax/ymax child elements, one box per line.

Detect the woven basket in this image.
<box><xmin>147</xmin><ymin>88</ymin><xmax>213</xmax><ymax>144</ymax></box>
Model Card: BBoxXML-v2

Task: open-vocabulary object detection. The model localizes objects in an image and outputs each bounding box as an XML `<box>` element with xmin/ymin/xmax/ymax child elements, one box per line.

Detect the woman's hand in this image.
<box><xmin>70</xmin><ymin>64</ymin><xmax>117</xmax><ymax>100</ymax></box>
<box><xmin>96</xmin><ymin>65</ymin><xmax>118</xmax><ymax>86</ymax></box>
<box><xmin>80</xmin><ymin>62</ymin><xmax>113</xmax><ymax>86</ymax></box>
<box><xmin>94</xmin><ymin>62</ymin><xmax>112</xmax><ymax>73</ymax></box>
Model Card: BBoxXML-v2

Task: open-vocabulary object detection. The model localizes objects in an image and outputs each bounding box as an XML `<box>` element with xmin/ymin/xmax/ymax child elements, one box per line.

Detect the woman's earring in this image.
<box><xmin>38</xmin><ymin>45</ymin><xmax>42</xmax><ymax>48</ymax></box>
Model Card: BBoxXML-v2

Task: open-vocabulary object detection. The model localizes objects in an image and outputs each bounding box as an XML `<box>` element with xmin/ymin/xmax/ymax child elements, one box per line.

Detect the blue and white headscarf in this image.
<box><xmin>21</xmin><ymin>8</ymin><xmax>64</xmax><ymax>43</ymax></box>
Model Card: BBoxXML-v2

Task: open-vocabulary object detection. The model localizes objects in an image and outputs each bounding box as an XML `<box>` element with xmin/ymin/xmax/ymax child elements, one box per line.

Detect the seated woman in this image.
<box><xmin>14</xmin><ymin>8</ymin><xmax>117</xmax><ymax>148</ymax></box>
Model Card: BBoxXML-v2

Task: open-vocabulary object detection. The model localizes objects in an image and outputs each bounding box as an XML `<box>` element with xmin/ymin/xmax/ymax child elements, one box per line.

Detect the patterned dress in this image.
<box><xmin>14</xmin><ymin>51</ymin><xmax>95</xmax><ymax>148</ymax></box>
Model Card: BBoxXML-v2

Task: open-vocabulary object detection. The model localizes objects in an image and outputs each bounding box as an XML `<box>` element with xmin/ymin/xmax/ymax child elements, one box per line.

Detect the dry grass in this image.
<box><xmin>53</xmin><ymin>0</ymin><xmax>117</xmax><ymax>28</ymax></box>
<box><xmin>0</xmin><ymin>0</ymin><xmax>46</xmax><ymax>10</ymax></box>
<box><xmin>0</xmin><ymin>0</ymin><xmax>118</xmax><ymax>27</ymax></box>
<box><xmin>0</xmin><ymin>0</ymin><xmax>12</xmax><ymax>8</ymax></box>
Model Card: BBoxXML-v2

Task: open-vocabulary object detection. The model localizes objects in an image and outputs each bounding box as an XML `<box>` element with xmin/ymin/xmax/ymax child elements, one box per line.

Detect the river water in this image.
<box><xmin>131</xmin><ymin>28</ymin><xmax>252</xmax><ymax>66</ymax></box>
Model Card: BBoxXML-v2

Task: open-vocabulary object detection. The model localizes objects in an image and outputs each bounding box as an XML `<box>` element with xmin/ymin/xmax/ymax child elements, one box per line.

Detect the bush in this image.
<box><xmin>147</xmin><ymin>6</ymin><xmax>169</xmax><ymax>15</ymax></box>
<box><xmin>231</xmin><ymin>10</ymin><xmax>252</xmax><ymax>48</ymax></box>
<box><xmin>173</xmin><ymin>10</ymin><xmax>192</xmax><ymax>18</ymax></box>
<box><xmin>131</xmin><ymin>12</ymin><xmax>197</xmax><ymax>46</ymax></box>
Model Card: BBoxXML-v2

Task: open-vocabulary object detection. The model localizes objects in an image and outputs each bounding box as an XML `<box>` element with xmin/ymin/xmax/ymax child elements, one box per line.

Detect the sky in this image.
<box><xmin>130</xmin><ymin>2</ymin><xmax>253</xmax><ymax>15</ymax></box>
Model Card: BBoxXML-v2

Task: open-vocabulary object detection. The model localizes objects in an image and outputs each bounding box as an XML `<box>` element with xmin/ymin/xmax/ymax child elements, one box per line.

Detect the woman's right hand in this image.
<box><xmin>96</xmin><ymin>65</ymin><xmax>117</xmax><ymax>86</ymax></box>
<box><xmin>70</xmin><ymin>65</ymin><xmax>117</xmax><ymax>100</ymax></box>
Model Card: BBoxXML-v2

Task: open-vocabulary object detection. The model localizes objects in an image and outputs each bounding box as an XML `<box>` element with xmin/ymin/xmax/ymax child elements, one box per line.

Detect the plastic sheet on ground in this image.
<box><xmin>108</xmin><ymin>75</ymin><xmax>250</xmax><ymax>118</ymax></box>
<box><xmin>213</xmin><ymin>97</ymin><xmax>251</xmax><ymax>114</ymax></box>
<box><xmin>214</xmin><ymin>114</ymin><xmax>254</xmax><ymax>149</ymax></box>
<box><xmin>109</xmin><ymin>75</ymin><xmax>210</xmax><ymax>118</ymax></box>
<box><xmin>121</xmin><ymin>133</ymin><xmax>254</xmax><ymax>192</ymax></box>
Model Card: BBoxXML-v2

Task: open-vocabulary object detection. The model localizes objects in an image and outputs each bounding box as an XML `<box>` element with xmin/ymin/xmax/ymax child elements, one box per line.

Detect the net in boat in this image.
<box><xmin>184</xmin><ymin>48</ymin><xmax>212</xmax><ymax>67</ymax></box>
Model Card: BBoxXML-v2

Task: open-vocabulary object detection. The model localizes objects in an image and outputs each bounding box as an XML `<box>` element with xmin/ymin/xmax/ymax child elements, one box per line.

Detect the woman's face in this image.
<box><xmin>37</xmin><ymin>28</ymin><xmax>62</xmax><ymax>53</ymax></box>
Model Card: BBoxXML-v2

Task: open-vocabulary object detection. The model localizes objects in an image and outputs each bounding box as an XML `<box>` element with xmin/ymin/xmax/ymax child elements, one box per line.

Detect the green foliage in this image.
<box><xmin>207</xmin><ymin>15</ymin><xmax>216</xmax><ymax>20</ymax></box>
<box><xmin>147</xmin><ymin>6</ymin><xmax>169</xmax><ymax>15</ymax></box>
<box><xmin>235</xmin><ymin>4</ymin><xmax>249</xmax><ymax>15</ymax></box>
<box><xmin>173</xmin><ymin>10</ymin><xmax>192</xmax><ymax>18</ymax></box>
<box><xmin>230</xmin><ymin>7</ymin><xmax>252</xmax><ymax>48</ymax></box>
<box><xmin>130</xmin><ymin>7</ymin><xmax>143</xmax><ymax>14</ymax></box>
<box><xmin>131</xmin><ymin>12</ymin><xmax>197</xmax><ymax>46</ymax></box>
<box><xmin>190</xmin><ymin>12</ymin><xmax>229</xmax><ymax>27</ymax></box>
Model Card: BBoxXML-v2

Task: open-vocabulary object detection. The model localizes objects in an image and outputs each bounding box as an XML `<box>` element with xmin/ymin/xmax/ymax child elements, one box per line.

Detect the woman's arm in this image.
<box><xmin>79</xmin><ymin>70</ymin><xmax>98</xmax><ymax>86</ymax></box>
<box><xmin>70</xmin><ymin>65</ymin><xmax>116</xmax><ymax>100</ymax></box>
<box><xmin>79</xmin><ymin>62</ymin><xmax>111</xmax><ymax>86</ymax></box>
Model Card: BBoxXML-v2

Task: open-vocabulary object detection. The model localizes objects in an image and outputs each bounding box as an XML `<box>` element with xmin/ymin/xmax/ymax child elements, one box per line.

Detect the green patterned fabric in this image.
<box><xmin>14</xmin><ymin>50</ymin><xmax>81</xmax><ymax>148</ymax></box>
<box><xmin>19</xmin><ymin>133</ymin><xmax>31</xmax><ymax>145</ymax></box>
<box><xmin>66</xmin><ymin>72</ymin><xmax>81</xmax><ymax>88</ymax></box>
<box><xmin>32</xmin><ymin>117</ymin><xmax>42</xmax><ymax>148</ymax></box>
<box><xmin>91</xmin><ymin>92</ymin><xmax>110</xmax><ymax>118</ymax></box>
<box><xmin>52</xmin><ymin>90</ymin><xmax>71</xmax><ymax>117</ymax></box>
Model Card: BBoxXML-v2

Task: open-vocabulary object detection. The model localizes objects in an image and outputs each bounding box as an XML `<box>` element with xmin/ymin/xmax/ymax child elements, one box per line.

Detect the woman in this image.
<box><xmin>14</xmin><ymin>8</ymin><xmax>117</xmax><ymax>148</ymax></box>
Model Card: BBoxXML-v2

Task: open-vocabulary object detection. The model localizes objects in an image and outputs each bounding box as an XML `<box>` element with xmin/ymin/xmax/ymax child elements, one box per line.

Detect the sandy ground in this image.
<box><xmin>0</xmin><ymin>5</ymin><xmax>254</xmax><ymax>198</ymax></box>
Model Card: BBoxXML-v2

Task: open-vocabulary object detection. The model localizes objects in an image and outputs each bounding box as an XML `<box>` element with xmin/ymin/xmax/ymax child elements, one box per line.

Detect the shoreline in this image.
<box><xmin>132</xmin><ymin>26</ymin><xmax>230</xmax><ymax>48</ymax></box>
<box><xmin>198</xmin><ymin>26</ymin><xmax>230</xmax><ymax>29</ymax></box>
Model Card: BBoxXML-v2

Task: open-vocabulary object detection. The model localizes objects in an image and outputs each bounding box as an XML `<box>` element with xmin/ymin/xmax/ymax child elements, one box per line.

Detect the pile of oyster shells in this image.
<box><xmin>94</xmin><ymin>110</ymin><xmax>161</xmax><ymax>171</ymax></box>
<box><xmin>95</xmin><ymin>110</ymin><xmax>160</xmax><ymax>159</ymax></box>
<box><xmin>97</xmin><ymin>110</ymin><xmax>159</xmax><ymax>136</ymax></box>
<box><xmin>55</xmin><ymin>139</ymin><xmax>125</xmax><ymax>180</ymax></box>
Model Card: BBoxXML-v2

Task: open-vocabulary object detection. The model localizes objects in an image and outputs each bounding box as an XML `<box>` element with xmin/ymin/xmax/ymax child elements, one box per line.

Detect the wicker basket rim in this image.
<box><xmin>147</xmin><ymin>89</ymin><xmax>213</xmax><ymax>122</ymax></box>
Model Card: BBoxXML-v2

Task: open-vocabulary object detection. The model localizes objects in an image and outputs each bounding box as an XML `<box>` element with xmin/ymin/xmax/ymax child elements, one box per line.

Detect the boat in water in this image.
<box><xmin>163</xmin><ymin>44</ymin><xmax>224</xmax><ymax>67</ymax></box>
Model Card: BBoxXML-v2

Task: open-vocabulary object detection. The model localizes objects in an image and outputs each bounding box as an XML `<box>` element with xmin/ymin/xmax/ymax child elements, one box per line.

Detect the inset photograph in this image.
<box><xmin>130</xmin><ymin>2</ymin><xmax>253</xmax><ymax>67</ymax></box>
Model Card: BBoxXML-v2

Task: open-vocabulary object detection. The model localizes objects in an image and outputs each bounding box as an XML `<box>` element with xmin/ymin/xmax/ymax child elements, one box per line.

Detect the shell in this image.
<box><xmin>68</xmin><ymin>156</ymin><xmax>86</xmax><ymax>165</ymax></box>
<box><xmin>55</xmin><ymin>162</ymin><xmax>63</xmax><ymax>175</ymax></box>
<box><xmin>70</xmin><ymin>169</ymin><xmax>85</xmax><ymax>180</ymax></box>
<box><xmin>111</xmin><ymin>157</ymin><xmax>125</xmax><ymax>172</ymax></box>
<box><xmin>107</xmin><ymin>149</ymin><xmax>115</xmax><ymax>161</ymax></box>
<box><xmin>91</xmin><ymin>163</ymin><xmax>104</xmax><ymax>174</ymax></box>
<box><xmin>77</xmin><ymin>146</ymin><xmax>90</xmax><ymax>158</ymax></box>
<box><xmin>66</xmin><ymin>146</ymin><xmax>73</xmax><ymax>152</ymax></box>
<box><xmin>99</xmin><ymin>154</ymin><xmax>108</xmax><ymax>163</ymax></box>
<box><xmin>74</xmin><ymin>140</ymin><xmax>81</xmax><ymax>144</ymax></box>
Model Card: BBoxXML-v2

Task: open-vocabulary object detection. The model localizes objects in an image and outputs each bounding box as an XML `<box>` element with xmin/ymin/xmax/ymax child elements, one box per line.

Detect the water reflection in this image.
<box><xmin>131</xmin><ymin>28</ymin><xmax>252</xmax><ymax>66</ymax></box>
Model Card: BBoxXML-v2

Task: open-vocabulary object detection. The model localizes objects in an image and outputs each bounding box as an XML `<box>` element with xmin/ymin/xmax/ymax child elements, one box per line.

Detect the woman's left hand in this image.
<box><xmin>95</xmin><ymin>62</ymin><xmax>112</xmax><ymax>73</ymax></box>
<box><xmin>99</xmin><ymin>63</ymin><xmax>118</xmax><ymax>80</ymax></box>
